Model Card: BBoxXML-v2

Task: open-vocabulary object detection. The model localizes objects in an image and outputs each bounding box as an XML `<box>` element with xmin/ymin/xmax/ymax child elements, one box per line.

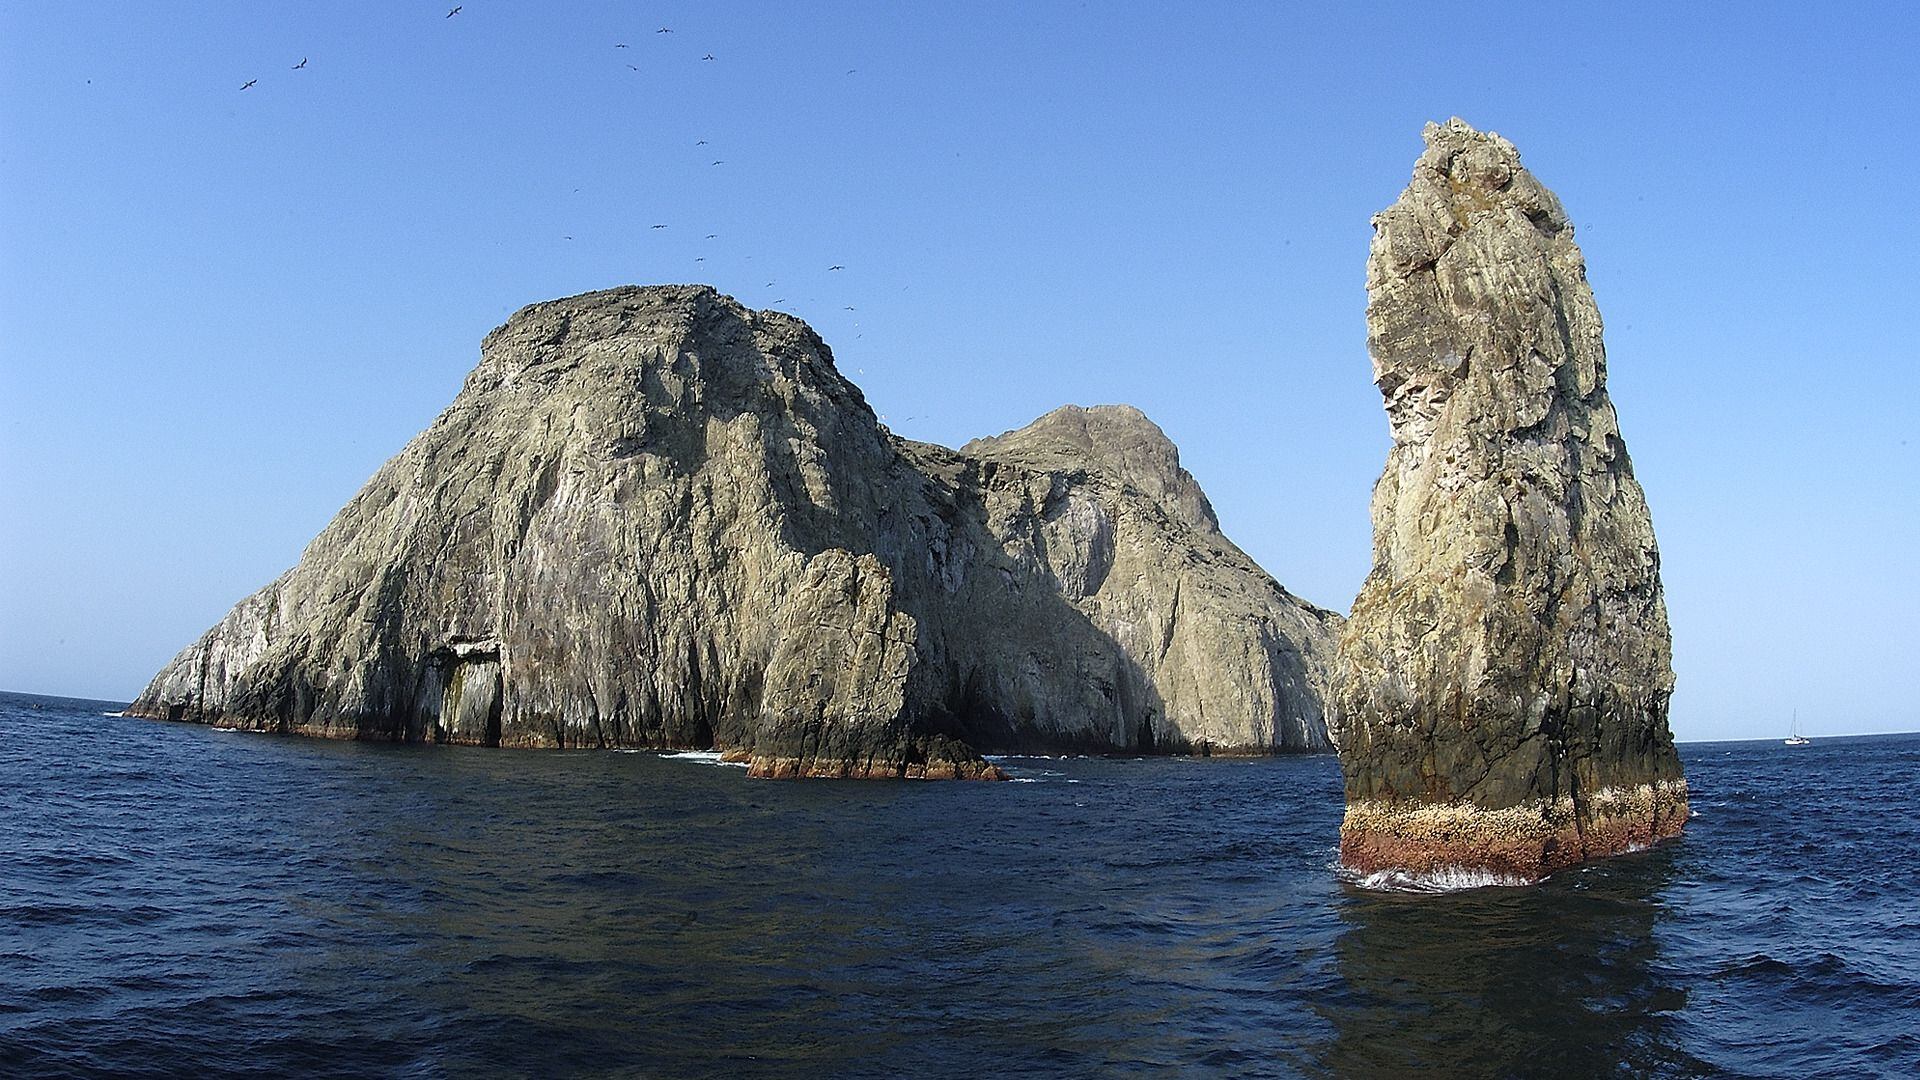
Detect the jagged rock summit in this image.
<box><xmin>1332</xmin><ymin>119</ymin><xmax>1688</xmax><ymax>883</ymax></box>
<box><xmin>128</xmin><ymin>285</ymin><xmax>1340</xmax><ymax>777</ymax></box>
<box><xmin>1336</xmin><ymin>115</ymin><xmax>1681</xmax><ymax>876</ymax></box>
<box><xmin>961</xmin><ymin>404</ymin><xmax>1220</xmax><ymax>535</ymax></box>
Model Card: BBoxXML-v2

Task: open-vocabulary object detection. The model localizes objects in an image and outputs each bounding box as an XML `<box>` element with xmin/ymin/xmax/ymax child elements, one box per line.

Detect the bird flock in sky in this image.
<box><xmin>222</xmin><ymin>4</ymin><xmax>890</xmax><ymax>380</ymax></box>
<box><xmin>230</xmin><ymin>6</ymin><xmax>869</xmax><ymax>328</ymax></box>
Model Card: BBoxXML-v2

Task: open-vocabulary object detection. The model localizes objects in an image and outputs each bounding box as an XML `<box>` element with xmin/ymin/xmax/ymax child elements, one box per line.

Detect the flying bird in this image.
<box><xmin>615</xmin><ymin>43</ymin><xmax>628</xmax><ymax>49</ymax></box>
<box><xmin>292</xmin><ymin>58</ymin><xmax>308</xmax><ymax>70</ymax></box>
<box><xmin>446</xmin><ymin>6</ymin><xmax>461</xmax><ymax>17</ymax></box>
<box><xmin>702</xmin><ymin>54</ymin><xmax>715</xmax><ymax>61</ymax></box>
<box><xmin>626</xmin><ymin>64</ymin><xmax>639</xmax><ymax>71</ymax></box>
<box><xmin>711</xmin><ymin>160</ymin><xmax>724</xmax><ymax>166</ymax></box>
<box><xmin>844</xmin><ymin>306</ymin><xmax>856</xmax><ymax>311</ymax></box>
<box><xmin>695</xmin><ymin>139</ymin><xmax>708</xmax><ymax>145</ymax></box>
<box><xmin>827</xmin><ymin>265</ymin><xmax>844</xmax><ymax>271</ymax></box>
<box><xmin>651</xmin><ymin>224</ymin><xmax>668</xmax><ymax>229</ymax></box>
<box><xmin>239</xmin><ymin>78</ymin><xmax>257</xmax><ymax>90</ymax></box>
<box><xmin>705</xmin><ymin>233</ymin><xmax>717</xmax><ymax>239</ymax></box>
<box><xmin>695</xmin><ymin>257</ymin><xmax>705</xmax><ymax>262</ymax></box>
<box><xmin>656</xmin><ymin>27</ymin><xmax>672</xmax><ymax>34</ymax></box>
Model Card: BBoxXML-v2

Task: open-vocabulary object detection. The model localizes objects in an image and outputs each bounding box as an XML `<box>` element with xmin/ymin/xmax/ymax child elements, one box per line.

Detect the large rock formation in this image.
<box><xmin>954</xmin><ymin>404</ymin><xmax>1339</xmax><ymax>754</ymax></box>
<box><xmin>128</xmin><ymin>285</ymin><xmax>1340</xmax><ymax>776</ymax></box>
<box><xmin>1332</xmin><ymin>119</ymin><xmax>1688</xmax><ymax>883</ymax></box>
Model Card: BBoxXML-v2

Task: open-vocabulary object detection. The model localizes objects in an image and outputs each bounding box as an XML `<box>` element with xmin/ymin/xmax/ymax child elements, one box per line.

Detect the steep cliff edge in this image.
<box><xmin>1332</xmin><ymin>119</ymin><xmax>1688</xmax><ymax>882</ymax></box>
<box><xmin>128</xmin><ymin>285</ymin><xmax>1338</xmax><ymax>774</ymax></box>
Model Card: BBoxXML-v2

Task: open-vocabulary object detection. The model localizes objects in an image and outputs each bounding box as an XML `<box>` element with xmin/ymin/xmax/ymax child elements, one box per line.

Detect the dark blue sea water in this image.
<box><xmin>2</xmin><ymin>690</ymin><xmax>1915</xmax><ymax>1078</ymax></box>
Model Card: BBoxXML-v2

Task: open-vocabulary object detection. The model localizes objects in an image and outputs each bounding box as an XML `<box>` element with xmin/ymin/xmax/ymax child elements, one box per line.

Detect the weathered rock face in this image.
<box><xmin>128</xmin><ymin>285</ymin><xmax>1339</xmax><ymax>776</ymax></box>
<box><xmin>1332</xmin><ymin>119</ymin><xmax>1688</xmax><ymax>882</ymax></box>
<box><xmin>963</xmin><ymin>404</ymin><xmax>1221</xmax><ymax>535</ymax></box>
<box><xmin>953</xmin><ymin>404</ymin><xmax>1341</xmax><ymax>754</ymax></box>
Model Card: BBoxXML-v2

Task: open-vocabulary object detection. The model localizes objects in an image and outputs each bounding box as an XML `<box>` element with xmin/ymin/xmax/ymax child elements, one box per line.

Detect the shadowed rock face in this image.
<box><xmin>1332</xmin><ymin>119</ymin><xmax>1687</xmax><ymax>882</ymax></box>
<box><xmin>128</xmin><ymin>285</ymin><xmax>1339</xmax><ymax>776</ymax></box>
<box><xmin>955</xmin><ymin>404</ymin><xmax>1341</xmax><ymax>755</ymax></box>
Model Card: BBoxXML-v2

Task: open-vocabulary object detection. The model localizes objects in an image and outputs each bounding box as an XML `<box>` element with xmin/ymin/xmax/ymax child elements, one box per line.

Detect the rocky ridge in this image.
<box><xmin>127</xmin><ymin>285</ymin><xmax>1340</xmax><ymax>776</ymax></box>
<box><xmin>1331</xmin><ymin>119</ymin><xmax>1688</xmax><ymax>882</ymax></box>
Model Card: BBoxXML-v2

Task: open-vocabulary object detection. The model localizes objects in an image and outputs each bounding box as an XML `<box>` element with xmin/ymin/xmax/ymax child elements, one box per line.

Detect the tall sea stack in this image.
<box><xmin>1333</xmin><ymin>119</ymin><xmax>1688</xmax><ymax>883</ymax></box>
<box><xmin>127</xmin><ymin>285</ymin><xmax>1340</xmax><ymax>775</ymax></box>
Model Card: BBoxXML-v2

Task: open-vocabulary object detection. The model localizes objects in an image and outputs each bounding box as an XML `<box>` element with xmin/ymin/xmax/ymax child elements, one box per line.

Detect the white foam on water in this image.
<box><xmin>1340</xmin><ymin>862</ymin><xmax>1537</xmax><ymax>893</ymax></box>
<box><xmin>658</xmin><ymin>750</ymin><xmax>748</xmax><ymax>769</ymax></box>
<box><xmin>101</xmin><ymin>711</ymin><xmax>125</xmax><ymax>718</ymax></box>
<box><xmin>995</xmin><ymin>766</ymin><xmax>1081</xmax><ymax>784</ymax></box>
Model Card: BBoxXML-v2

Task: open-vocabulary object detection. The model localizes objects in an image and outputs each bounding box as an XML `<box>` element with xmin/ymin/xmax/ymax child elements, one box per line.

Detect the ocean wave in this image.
<box><xmin>999</xmin><ymin>772</ymin><xmax>1080</xmax><ymax>784</ymax></box>
<box><xmin>658</xmin><ymin>750</ymin><xmax>748</xmax><ymax>768</ymax></box>
<box><xmin>1338</xmin><ymin>862</ymin><xmax>1536</xmax><ymax>893</ymax></box>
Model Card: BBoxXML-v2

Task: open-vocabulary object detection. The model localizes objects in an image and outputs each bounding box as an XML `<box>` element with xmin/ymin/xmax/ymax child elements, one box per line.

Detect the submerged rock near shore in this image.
<box><xmin>1332</xmin><ymin>119</ymin><xmax>1688</xmax><ymax>882</ymax></box>
<box><xmin>128</xmin><ymin>285</ymin><xmax>1339</xmax><ymax>776</ymax></box>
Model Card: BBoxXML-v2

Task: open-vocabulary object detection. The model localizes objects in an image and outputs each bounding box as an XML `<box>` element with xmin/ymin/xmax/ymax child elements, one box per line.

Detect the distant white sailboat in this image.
<box><xmin>1784</xmin><ymin>709</ymin><xmax>1811</xmax><ymax>747</ymax></box>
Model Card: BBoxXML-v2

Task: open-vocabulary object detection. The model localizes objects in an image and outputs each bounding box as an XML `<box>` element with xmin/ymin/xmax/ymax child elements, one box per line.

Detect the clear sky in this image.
<box><xmin>3</xmin><ymin>3</ymin><xmax>1915</xmax><ymax>741</ymax></box>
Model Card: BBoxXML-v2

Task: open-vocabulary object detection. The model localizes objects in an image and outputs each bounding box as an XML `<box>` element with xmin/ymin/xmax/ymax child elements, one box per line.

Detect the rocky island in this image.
<box><xmin>1331</xmin><ymin>119</ymin><xmax>1689</xmax><ymax>883</ymax></box>
<box><xmin>127</xmin><ymin>285</ymin><xmax>1340</xmax><ymax>777</ymax></box>
<box><xmin>128</xmin><ymin>118</ymin><xmax>1689</xmax><ymax>888</ymax></box>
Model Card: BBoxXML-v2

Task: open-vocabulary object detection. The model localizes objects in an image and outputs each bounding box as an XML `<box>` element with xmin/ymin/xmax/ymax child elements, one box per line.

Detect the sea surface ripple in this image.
<box><xmin>2</xmin><ymin>691</ymin><xmax>1915</xmax><ymax>1078</ymax></box>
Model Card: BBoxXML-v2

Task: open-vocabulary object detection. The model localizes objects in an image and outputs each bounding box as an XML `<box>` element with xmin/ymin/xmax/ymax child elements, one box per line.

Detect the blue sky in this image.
<box><xmin>3</xmin><ymin>3</ymin><xmax>1914</xmax><ymax>741</ymax></box>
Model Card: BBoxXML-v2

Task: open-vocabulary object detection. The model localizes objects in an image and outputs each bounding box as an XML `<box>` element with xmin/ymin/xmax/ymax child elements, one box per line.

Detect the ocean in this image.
<box><xmin>1</xmin><ymin>690</ymin><xmax>1915</xmax><ymax>1078</ymax></box>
